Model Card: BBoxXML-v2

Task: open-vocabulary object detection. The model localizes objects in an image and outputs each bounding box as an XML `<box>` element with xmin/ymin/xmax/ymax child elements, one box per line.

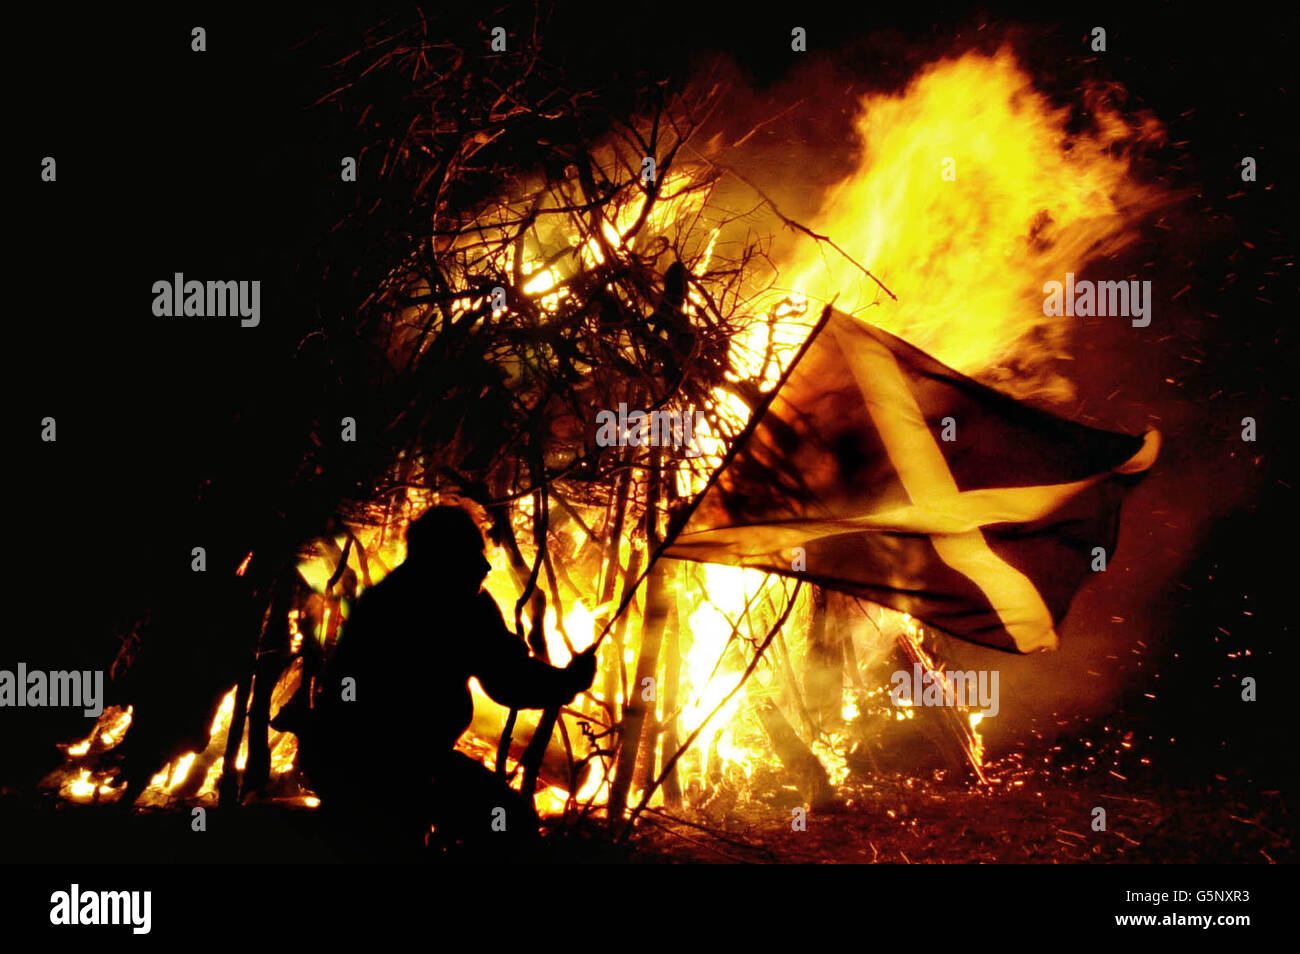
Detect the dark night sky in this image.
<box><xmin>11</xmin><ymin>2</ymin><xmax>1297</xmax><ymax>788</ymax></box>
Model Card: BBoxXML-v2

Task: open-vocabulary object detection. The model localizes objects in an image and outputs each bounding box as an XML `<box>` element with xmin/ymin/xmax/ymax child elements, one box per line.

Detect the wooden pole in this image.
<box><xmin>659</xmin><ymin>591</ymin><xmax>683</xmax><ymax>808</ymax></box>
<box><xmin>243</xmin><ymin>577</ymin><xmax>295</xmax><ymax>795</ymax></box>
<box><xmin>803</xmin><ymin>585</ymin><xmax>844</xmax><ymax>735</ymax></box>
<box><xmin>520</xmin><ymin>486</ymin><xmax>559</xmax><ymax>803</ymax></box>
<box><xmin>217</xmin><ymin>673</ymin><xmax>250</xmax><ymax>809</ymax></box>
<box><xmin>633</xmin><ymin>562</ymin><xmax>676</xmax><ymax>795</ymax></box>
<box><xmin>486</xmin><ymin>478</ymin><xmax>545</xmax><ymax>780</ymax></box>
<box><xmin>218</xmin><ymin>574</ymin><xmax>285</xmax><ymax>808</ymax></box>
<box><xmin>609</xmin><ymin>560</ymin><xmax>670</xmax><ymax>827</ymax></box>
<box><xmin>608</xmin><ymin>446</ymin><xmax>669</xmax><ymax>828</ymax></box>
<box><xmin>754</xmin><ymin>698</ymin><xmax>835</xmax><ymax>810</ymax></box>
<box><xmin>598</xmin><ymin>462</ymin><xmax>633</xmax><ymax>723</ymax></box>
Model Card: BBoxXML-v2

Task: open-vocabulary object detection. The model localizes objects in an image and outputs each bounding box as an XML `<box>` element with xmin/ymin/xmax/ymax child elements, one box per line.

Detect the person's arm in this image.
<box><xmin>471</xmin><ymin>592</ymin><xmax>594</xmax><ymax>709</ymax></box>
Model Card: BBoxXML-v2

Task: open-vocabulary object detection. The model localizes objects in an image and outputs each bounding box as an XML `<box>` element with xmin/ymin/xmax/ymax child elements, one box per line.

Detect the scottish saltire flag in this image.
<box><xmin>665</xmin><ymin>308</ymin><xmax>1159</xmax><ymax>652</ymax></box>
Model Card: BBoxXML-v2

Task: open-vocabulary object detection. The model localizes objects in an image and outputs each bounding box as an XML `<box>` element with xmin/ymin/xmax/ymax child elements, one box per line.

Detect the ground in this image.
<box><xmin>3</xmin><ymin>775</ymin><xmax>1290</xmax><ymax>864</ymax></box>
<box><xmin>628</xmin><ymin>777</ymin><xmax>1293</xmax><ymax>863</ymax></box>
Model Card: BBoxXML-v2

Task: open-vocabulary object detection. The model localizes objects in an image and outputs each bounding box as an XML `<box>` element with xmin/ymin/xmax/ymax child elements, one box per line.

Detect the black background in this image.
<box><xmin>6</xmin><ymin>0</ymin><xmax>1297</xmax><ymax>881</ymax></box>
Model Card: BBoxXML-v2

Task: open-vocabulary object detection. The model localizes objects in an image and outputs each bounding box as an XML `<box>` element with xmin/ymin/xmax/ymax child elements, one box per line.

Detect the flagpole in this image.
<box><xmin>592</xmin><ymin>303</ymin><xmax>838</xmax><ymax>649</ymax></box>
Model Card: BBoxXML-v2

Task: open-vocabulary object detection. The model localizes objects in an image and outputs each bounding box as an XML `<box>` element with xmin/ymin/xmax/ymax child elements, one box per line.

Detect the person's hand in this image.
<box><xmin>567</xmin><ymin>646</ymin><xmax>598</xmax><ymax>694</ymax></box>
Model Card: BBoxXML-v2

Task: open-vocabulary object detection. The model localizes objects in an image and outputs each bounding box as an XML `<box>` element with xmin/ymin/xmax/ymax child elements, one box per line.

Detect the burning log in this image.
<box><xmin>217</xmin><ymin>673</ymin><xmax>250</xmax><ymax>809</ymax></box>
<box><xmin>97</xmin><ymin>575</ymin><xmax>253</xmax><ymax>809</ymax></box>
<box><xmin>623</xmin><ymin>580</ymin><xmax>806</xmax><ymax>834</ymax></box>
<box><xmin>633</xmin><ymin>564</ymin><xmax>683</xmax><ymax>796</ymax></box>
<box><xmin>772</xmin><ymin>629</ymin><xmax>815</xmax><ymax>738</ymax></box>
<box><xmin>753</xmin><ymin>699</ymin><xmax>836</xmax><ymax>811</ymax></box>
<box><xmin>484</xmin><ymin>485</ymin><xmax>547</xmax><ymax>780</ymax></box>
<box><xmin>596</xmin><ymin>462</ymin><xmax>633</xmax><ymax>722</ymax></box>
<box><xmin>608</xmin><ymin>558</ymin><xmax>672</xmax><ymax>826</ymax></box>
<box><xmin>659</xmin><ymin>594</ymin><xmax>684</xmax><ymax>809</ymax></box>
<box><xmin>803</xmin><ymin>586</ymin><xmax>844</xmax><ymax>735</ymax></box>
<box><xmin>607</xmin><ymin>549</ymin><xmax>643</xmax><ymax>714</ymax></box>
<box><xmin>244</xmin><ymin>577</ymin><xmax>297</xmax><ymax>795</ymax></box>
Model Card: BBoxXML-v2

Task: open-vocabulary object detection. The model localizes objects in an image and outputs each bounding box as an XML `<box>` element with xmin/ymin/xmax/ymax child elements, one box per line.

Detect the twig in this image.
<box><xmin>622</xmin><ymin>579</ymin><xmax>804</xmax><ymax>837</ymax></box>
<box><xmin>710</xmin><ymin>162</ymin><xmax>898</xmax><ymax>301</ymax></box>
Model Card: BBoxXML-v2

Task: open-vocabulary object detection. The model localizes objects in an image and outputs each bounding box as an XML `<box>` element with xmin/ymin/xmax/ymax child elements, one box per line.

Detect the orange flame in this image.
<box><xmin>779</xmin><ymin>48</ymin><xmax>1166</xmax><ymax>403</ymax></box>
<box><xmin>56</xmin><ymin>47</ymin><xmax>1167</xmax><ymax>815</ymax></box>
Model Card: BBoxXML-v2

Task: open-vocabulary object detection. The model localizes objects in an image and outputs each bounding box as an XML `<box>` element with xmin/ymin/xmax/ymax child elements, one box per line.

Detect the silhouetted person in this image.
<box><xmin>292</xmin><ymin>506</ymin><xmax>596</xmax><ymax>859</ymax></box>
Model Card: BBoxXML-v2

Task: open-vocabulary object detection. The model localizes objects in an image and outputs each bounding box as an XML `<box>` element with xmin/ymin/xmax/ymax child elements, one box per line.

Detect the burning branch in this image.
<box><xmin>622</xmin><ymin>579</ymin><xmax>805</xmax><ymax>835</ymax></box>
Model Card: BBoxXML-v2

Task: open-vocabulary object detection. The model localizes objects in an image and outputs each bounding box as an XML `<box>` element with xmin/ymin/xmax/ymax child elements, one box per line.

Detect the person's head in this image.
<box><xmin>405</xmin><ymin>506</ymin><xmax>492</xmax><ymax>591</ymax></box>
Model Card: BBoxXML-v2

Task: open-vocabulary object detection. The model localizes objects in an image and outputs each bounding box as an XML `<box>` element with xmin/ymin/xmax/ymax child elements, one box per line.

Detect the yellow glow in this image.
<box><xmin>779</xmin><ymin>48</ymin><xmax>1164</xmax><ymax>401</ymax></box>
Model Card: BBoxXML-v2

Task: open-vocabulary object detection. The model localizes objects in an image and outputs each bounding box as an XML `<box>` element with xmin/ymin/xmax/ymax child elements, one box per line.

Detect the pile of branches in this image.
<box><xmin>32</xmin><ymin>4</ymin><xmax>825</xmax><ymax>822</ymax></box>
<box><xmin>278</xmin><ymin>5</ymin><xmax>813</xmax><ymax>823</ymax></box>
<box><xmin>297</xmin><ymin>7</ymin><xmax>793</xmax><ymax>533</ymax></box>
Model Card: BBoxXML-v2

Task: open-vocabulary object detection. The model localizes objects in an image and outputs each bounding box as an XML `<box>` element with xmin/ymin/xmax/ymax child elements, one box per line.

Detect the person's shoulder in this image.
<box><xmin>340</xmin><ymin>574</ymin><xmax>404</xmax><ymax>640</ymax></box>
<box><xmin>474</xmin><ymin>590</ymin><xmax>518</xmax><ymax>622</ymax></box>
<box><xmin>355</xmin><ymin>568</ymin><xmax>414</xmax><ymax>608</ymax></box>
<box><xmin>466</xmin><ymin>590</ymin><xmax>517</xmax><ymax>639</ymax></box>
